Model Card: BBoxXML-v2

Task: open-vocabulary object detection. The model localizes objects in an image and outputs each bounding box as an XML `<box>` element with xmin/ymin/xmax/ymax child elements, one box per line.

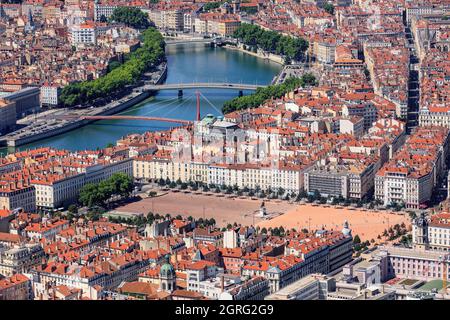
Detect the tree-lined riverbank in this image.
<box><xmin>9</xmin><ymin>43</ymin><xmax>280</xmax><ymax>152</ymax></box>
<box><xmin>233</xmin><ymin>23</ymin><xmax>309</xmax><ymax>63</ymax></box>
<box><xmin>222</xmin><ymin>74</ymin><xmax>317</xmax><ymax>114</ymax></box>
<box><xmin>60</xmin><ymin>28</ymin><xmax>166</xmax><ymax>108</ymax></box>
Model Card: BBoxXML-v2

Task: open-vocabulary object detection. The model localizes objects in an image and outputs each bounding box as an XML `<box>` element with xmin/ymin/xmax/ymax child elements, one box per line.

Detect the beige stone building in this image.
<box><xmin>0</xmin><ymin>185</ymin><xmax>36</xmax><ymax>213</ymax></box>
<box><xmin>0</xmin><ymin>244</ymin><xmax>45</xmax><ymax>277</ymax></box>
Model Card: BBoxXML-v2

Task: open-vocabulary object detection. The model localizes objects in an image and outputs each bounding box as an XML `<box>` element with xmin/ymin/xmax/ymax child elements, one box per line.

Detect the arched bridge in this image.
<box><xmin>165</xmin><ymin>38</ymin><xmax>216</xmax><ymax>45</ymax></box>
<box><xmin>141</xmin><ymin>82</ymin><xmax>264</xmax><ymax>97</ymax></box>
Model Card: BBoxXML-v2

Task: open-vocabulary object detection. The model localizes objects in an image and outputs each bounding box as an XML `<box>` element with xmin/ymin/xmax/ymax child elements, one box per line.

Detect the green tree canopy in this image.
<box><xmin>234</xmin><ymin>23</ymin><xmax>308</xmax><ymax>62</ymax></box>
<box><xmin>323</xmin><ymin>3</ymin><xmax>335</xmax><ymax>15</ymax></box>
<box><xmin>109</xmin><ymin>7</ymin><xmax>152</xmax><ymax>29</ymax></box>
<box><xmin>222</xmin><ymin>74</ymin><xmax>317</xmax><ymax>114</ymax></box>
<box><xmin>60</xmin><ymin>28</ymin><xmax>165</xmax><ymax>108</ymax></box>
<box><xmin>203</xmin><ymin>1</ymin><xmax>223</xmax><ymax>11</ymax></box>
<box><xmin>79</xmin><ymin>173</ymin><xmax>133</xmax><ymax>207</ymax></box>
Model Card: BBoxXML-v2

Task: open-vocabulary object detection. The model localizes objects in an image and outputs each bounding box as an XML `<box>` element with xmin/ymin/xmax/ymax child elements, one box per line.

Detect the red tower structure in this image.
<box><xmin>196</xmin><ymin>91</ymin><xmax>201</xmax><ymax>121</ymax></box>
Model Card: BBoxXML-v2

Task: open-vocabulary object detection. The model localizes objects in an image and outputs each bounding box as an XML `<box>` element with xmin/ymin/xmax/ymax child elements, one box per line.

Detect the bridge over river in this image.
<box><xmin>140</xmin><ymin>82</ymin><xmax>264</xmax><ymax>97</ymax></box>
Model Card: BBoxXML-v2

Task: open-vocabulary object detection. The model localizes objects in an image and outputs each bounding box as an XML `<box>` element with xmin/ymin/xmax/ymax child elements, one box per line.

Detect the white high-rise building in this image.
<box><xmin>69</xmin><ymin>23</ymin><xmax>97</xmax><ymax>46</ymax></box>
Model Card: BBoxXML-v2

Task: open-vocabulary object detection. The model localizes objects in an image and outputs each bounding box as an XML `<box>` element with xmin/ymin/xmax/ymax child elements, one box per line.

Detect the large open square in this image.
<box><xmin>114</xmin><ymin>192</ymin><xmax>410</xmax><ymax>241</ymax></box>
<box><xmin>113</xmin><ymin>191</ymin><xmax>292</xmax><ymax>226</ymax></box>
<box><xmin>257</xmin><ymin>204</ymin><xmax>410</xmax><ymax>241</ymax></box>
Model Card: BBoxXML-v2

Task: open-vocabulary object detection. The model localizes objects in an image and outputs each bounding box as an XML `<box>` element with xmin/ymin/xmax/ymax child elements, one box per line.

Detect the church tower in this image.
<box><xmin>25</xmin><ymin>9</ymin><xmax>35</xmax><ymax>33</ymax></box>
<box><xmin>412</xmin><ymin>212</ymin><xmax>429</xmax><ymax>251</ymax></box>
<box><xmin>159</xmin><ymin>254</ymin><xmax>176</xmax><ymax>293</ymax></box>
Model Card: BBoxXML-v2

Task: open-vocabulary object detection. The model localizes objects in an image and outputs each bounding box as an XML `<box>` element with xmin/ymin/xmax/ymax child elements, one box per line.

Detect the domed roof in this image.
<box><xmin>160</xmin><ymin>254</ymin><xmax>175</xmax><ymax>278</ymax></box>
<box><xmin>342</xmin><ymin>220</ymin><xmax>352</xmax><ymax>236</ymax></box>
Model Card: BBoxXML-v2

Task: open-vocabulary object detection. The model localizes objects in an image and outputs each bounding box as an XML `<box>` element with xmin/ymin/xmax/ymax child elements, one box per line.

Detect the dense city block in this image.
<box><xmin>0</xmin><ymin>0</ymin><xmax>449</xmax><ymax>302</ymax></box>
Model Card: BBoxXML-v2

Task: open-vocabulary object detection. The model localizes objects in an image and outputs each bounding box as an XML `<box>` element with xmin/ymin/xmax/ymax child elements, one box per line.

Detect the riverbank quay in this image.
<box><xmin>0</xmin><ymin>63</ymin><xmax>167</xmax><ymax>148</ymax></box>
<box><xmin>223</xmin><ymin>43</ymin><xmax>285</xmax><ymax>65</ymax></box>
<box><xmin>0</xmin><ymin>38</ymin><xmax>282</xmax><ymax>152</ymax></box>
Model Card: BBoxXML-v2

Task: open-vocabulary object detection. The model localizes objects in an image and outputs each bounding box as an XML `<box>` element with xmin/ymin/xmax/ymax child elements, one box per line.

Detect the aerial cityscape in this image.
<box><xmin>0</xmin><ymin>0</ymin><xmax>449</xmax><ymax>303</ymax></box>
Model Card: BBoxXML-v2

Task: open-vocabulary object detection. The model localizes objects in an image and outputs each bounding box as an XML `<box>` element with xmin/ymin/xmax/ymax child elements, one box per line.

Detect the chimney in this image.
<box><xmin>221</xmin><ymin>275</ymin><xmax>225</xmax><ymax>292</ymax></box>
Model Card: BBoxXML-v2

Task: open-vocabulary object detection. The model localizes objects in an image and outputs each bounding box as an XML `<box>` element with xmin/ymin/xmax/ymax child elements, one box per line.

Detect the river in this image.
<box><xmin>14</xmin><ymin>43</ymin><xmax>282</xmax><ymax>152</ymax></box>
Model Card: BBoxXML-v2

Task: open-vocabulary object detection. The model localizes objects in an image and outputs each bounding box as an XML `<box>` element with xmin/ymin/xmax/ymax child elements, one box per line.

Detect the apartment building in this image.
<box><xmin>419</xmin><ymin>107</ymin><xmax>450</xmax><ymax>128</ymax></box>
<box><xmin>0</xmin><ymin>244</ymin><xmax>45</xmax><ymax>276</ymax></box>
<box><xmin>0</xmin><ymin>160</ymin><xmax>21</xmax><ymax>176</ymax></box>
<box><xmin>183</xmin><ymin>12</ymin><xmax>195</xmax><ymax>33</ymax></box>
<box><xmin>93</xmin><ymin>0</ymin><xmax>148</xmax><ymax>21</ymax></box>
<box><xmin>186</xmin><ymin>260</ymin><xmax>218</xmax><ymax>293</ymax></box>
<box><xmin>413</xmin><ymin>212</ymin><xmax>450</xmax><ymax>252</ymax></box>
<box><xmin>375</xmin><ymin>127</ymin><xmax>450</xmax><ymax>209</ymax></box>
<box><xmin>133</xmin><ymin>152</ymin><xmax>197</xmax><ymax>184</ymax></box>
<box><xmin>242</xmin><ymin>231</ymin><xmax>352</xmax><ymax>293</ymax></box>
<box><xmin>194</xmin><ymin>13</ymin><xmax>240</xmax><ymax>36</ymax></box>
<box><xmin>134</xmin><ymin>154</ymin><xmax>304</xmax><ymax>194</ymax></box>
<box><xmin>316</xmin><ymin>40</ymin><xmax>336</xmax><ymax>64</ymax></box>
<box><xmin>265</xmin><ymin>274</ymin><xmax>333</xmax><ymax>300</ymax></box>
<box><xmin>0</xmin><ymin>274</ymin><xmax>32</xmax><ymax>300</ymax></box>
<box><xmin>304</xmin><ymin>157</ymin><xmax>380</xmax><ymax>201</ymax></box>
<box><xmin>304</xmin><ymin>168</ymin><xmax>349</xmax><ymax>198</ymax></box>
<box><xmin>149</xmin><ymin>9</ymin><xmax>184</xmax><ymax>31</ymax></box>
<box><xmin>32</xmin><ymin>172</ymin><xmax>85</xmax><ymax>210</ymax></box>
<box><xmin>405</xmin><ymin>2</ymin><xmax>450</xmax><ymax>24</ymax></box>
<box><xmin>341</xmin><ymin>103</ymin><xmax>377</xmax><ymax>131</ymax></box>
<box><xmin>33</xmin><ymin>252</ymin><xmax>152</xmax><ymax>296</ymax></box>
<box><xmin>339</xmin><ymin>117</ymin><xmax>364</xmax><ymax>137</ymax></box>
<box><xmin>241</xmin><ymin>255</ymin><xmax>306</xmax><ymax>293</ymax></box>
<box><xmin>208</xmin><ymin>163</ymin><xmax>303</xmax><ymax>194</ymax></box>
<box><xmin>0</xmin><ymin>185</ymin><xmax>36</xmax><ymax>213</ymax></box>
<box><xmin>31</xmin><ymin>157</ymin><xmax>132</xmax><ymax>210</ymax></box>
<box><xmin>24</xmin><ymin>219</ymin><xmax>70</xmax><ymax>241</ymax></box>
<box><xmin>219</xmin><ymin>276</ymin><xmax>270</xmax><ymax>300</ymax></box>
<box><xmin>40</xmin><ymin>85</ymin><xmax>61</xmax><ymax>107</ymax></box>
<box><xmin>70</xmin><ymin>23</ymin><xmax>97</xmax><ymax>46</ymax></box>
<box><xmin>94</xmin><ymin>2</ymin><xmax>117</xmax><ymax>21</ymax></box>
<box><xmin>84</xmin><ymin>158</ymin><xmax>133</xmax><ymax>185</ymax></box>
<box><xmin>215</xmin><ymin>19</ymin><xmax>241</xmax><ymax>37</ymax></box>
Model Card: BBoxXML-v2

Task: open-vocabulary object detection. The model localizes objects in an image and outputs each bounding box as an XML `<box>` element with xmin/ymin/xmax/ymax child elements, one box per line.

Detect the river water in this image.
<box><xmin>16</xmin><ymin>44</ymin><xmax>282</xmax><ymax>152</ymax></box>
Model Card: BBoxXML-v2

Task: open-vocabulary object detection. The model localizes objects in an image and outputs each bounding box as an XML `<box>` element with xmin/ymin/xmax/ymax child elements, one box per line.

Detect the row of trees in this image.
<box><xmin>108</xmin><ymin>211</ymin><xmax>217</xmax><ymax>228</ymax></box>
<box><xmin>157</xmin><ymin>177</ymin><xmax>390</xmax><ymax>207</ymax></box>
<box><xmin>259</xmin><ymin>226</ymin><xmax>308</xmax><ymax>236</ymax></box>
<box><xmin>79</xmin><ymin>173</ymin><xmax>134</xmax><ymax>208</ymax></box>
<box><xmin>109</xmin><ymin>7</ymin><xmax>152</xmax><ymax>29</ymax></box>
<box><xmin>156</xmin><ymin>178</ymin><xmax>399</xmax><ymax>209</ymax></box>
<box><xmin>158</xmin><ymin>178</ymin><xmax>295</xmax><ymax>200</ymax></box>
<box><xmin>59</xmin><ymin>27</ymin><xmax>165</xmax><ymax>107</ymax></box>
<box><xmin>202</xmin><ymin>1</ymin><xmax>223</xmax><ymax>11</ymax></box>
<box><xmin>233</xmin><ymin>23</ymin><xmax>309</xmax><ymax>62</ymax></box>
<box><xmin>381</xmin><ymin>223</ymin><xmax>409</xmax><ymax>241</ymax></box>
<box><xmin>353</xmin><ymin>235</ymin><xmax>371</xmax><ymax>254</ymax></box>
<box><xmin>222</xmin><ymin>74</ymin><xmax>317</xmax><ymax>114</ymax></box>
